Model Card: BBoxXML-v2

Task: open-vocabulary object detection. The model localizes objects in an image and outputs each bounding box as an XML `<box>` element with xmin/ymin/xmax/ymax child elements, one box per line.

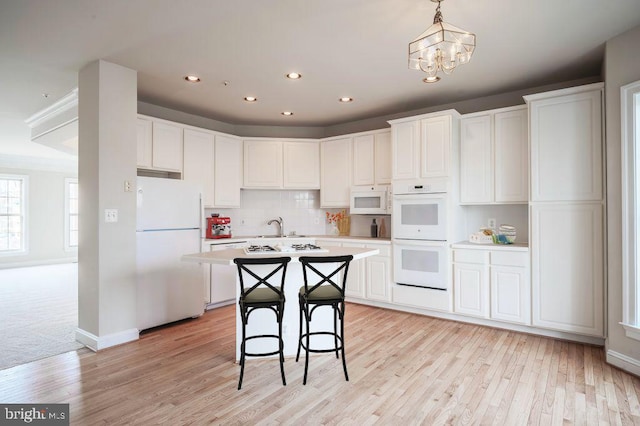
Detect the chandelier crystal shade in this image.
<box><xmin>408</xmin><ymin>0</ymin><xmax>476</xmax><ymax>80</ymax></box>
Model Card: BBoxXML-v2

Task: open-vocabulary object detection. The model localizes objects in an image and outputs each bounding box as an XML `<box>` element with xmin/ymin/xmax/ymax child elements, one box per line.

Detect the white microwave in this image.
<box><xmin>350</xmin><ymin>185</ymin><xmax>391</xmax><ymax>215</ymax></box>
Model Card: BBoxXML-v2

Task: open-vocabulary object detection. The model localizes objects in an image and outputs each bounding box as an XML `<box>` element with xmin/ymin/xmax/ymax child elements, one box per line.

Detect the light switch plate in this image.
<box><xmin>105</xmin><ymin>209</ymin><xmax>118</xmax><ymax>223</ymax></box>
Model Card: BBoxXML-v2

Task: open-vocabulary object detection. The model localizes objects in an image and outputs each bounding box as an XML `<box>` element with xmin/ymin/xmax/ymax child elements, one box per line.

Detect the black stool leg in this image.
<box><xmin>296</xmin><ymin>295</ymin><xmax>303</xmax><ymax>362</ymax></box>
<box><xmin>333</xmin><ymin>303</ymin><xmax>339</xmax><ymax>359</ymax></box>
<box><xmin>303</xmin><ymin>303</ymin><xmax>311</xmax><ymax>385</ymax></box>
<box><xmin>238</xmin><ymin>306</ymin><xmax>247</xmax><ymax>390</ymax></box>
<box><xmin>278</xmin><ymin>303</ymin><xmax>286</xmax><ymax>386</ymax></box>
<box><xmin>340</xmin><ymin>301</ymin><xmax>349</xmax><ymax>381</ymax></box>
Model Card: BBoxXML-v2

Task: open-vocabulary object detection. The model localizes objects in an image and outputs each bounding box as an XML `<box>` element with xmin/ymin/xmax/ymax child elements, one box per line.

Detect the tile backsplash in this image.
<box><xmin>206</xmin><ymin>189</ymin><xmax>328</xmax><ymax>237</ymax></box>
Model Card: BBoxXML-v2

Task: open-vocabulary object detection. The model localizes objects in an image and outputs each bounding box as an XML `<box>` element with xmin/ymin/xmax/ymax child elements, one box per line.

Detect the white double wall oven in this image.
<box><xmin>392</xmin><ymin>179</ymin><xmax>450</xmax><ymax>291</ymax></box>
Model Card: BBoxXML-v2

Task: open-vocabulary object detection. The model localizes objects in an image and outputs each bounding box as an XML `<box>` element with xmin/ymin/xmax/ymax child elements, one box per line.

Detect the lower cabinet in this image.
<box><xmin>316</xmin><ymin>239</ymin><xmax>391</xmax><ymax>303</ymax></box>
<box><xmin>453</xmin><ymin>248</ymin><xmax>530</xmax><ymax>325</ymax></box>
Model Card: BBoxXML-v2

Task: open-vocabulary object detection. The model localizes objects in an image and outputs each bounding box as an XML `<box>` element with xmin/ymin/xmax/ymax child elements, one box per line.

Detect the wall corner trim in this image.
<box><xmin>75</xmin><ymin>327</ymin><xmax>139</xmax><ymax>351</ymax></box>
<box><xmin>606</xmin><ymin>349</ymin><xmax>640</xmax><ymax>377</ymax></box>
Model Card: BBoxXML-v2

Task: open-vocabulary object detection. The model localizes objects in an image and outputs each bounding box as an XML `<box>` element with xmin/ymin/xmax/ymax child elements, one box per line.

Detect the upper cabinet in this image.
<box><xmin>244</xmin><ymin>140</ymin><xmax>283</xmax><ymax>188</ymax></box>
<box><xmin>283</xmin><ymin>141</ymin><xmax>320</xmax><ymax>189</ymax></box>
<box><xmin>525</xmin><ymin>84</ymin><xmax>603</xmax><ymax>202</ymax></box>
<box><xmin>243</xmin><ymin>139</ymin><xmax>320</xmax><ymax>189</ymax></box>
<box><xmin>321</xmin><ymin>137</ymin><xmax>352</xmax><ymax>207</ymax></box>
<box><xmin>353</xmin><ymin>131</ymin><xmax>392</xmax><ymax>186</ymax></box>
<box><xmin>460</xmin><ymin>106</ymin><xmax>528</xmax><ymax>204</ymax></box>
<box><xmin>183</xmin><ymin>128</ymin><xmax>215</xmax><ymax>207</ymax></box>
<box><xmin>215</xmin><ymin>134</ymin><xmax>242</xmax><ymax>207</ymax></box>
<box><xmin>136</xmin><ymin>116</ymin><xmax>183</xmax><ymax>173</ymax></box>
<box><xmin>136</xmin><ymin>117</ymin><xmax>152</xmax><ymax>169</ymax></box>
<box><xmin>389</xmin><ymin>111</ymin><xmax>459</xmax><ymax>180</ymax></box>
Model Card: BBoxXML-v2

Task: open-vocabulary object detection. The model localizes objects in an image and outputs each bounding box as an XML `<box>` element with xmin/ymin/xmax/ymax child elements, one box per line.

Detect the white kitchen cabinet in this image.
<box><xmin>244</xmin><ymin>140</ymin><xmax>283</xmax><ymax>188</ymax></box>
<box><xmin>342</xmin><ymin>242</ymin><xmax>366</xmax><ymax>298</ymax></box>
<box><xmin>391</xmin><ymin>120</ymin><xmax>420</xmax><ymax>180</ymax></box>
<box><xmin>460</xmin><ymin>106</ymin><xmax>528</xmax><ymax>204</ymax></box>
<box><xmin>321</xmin><ymin>137</ymin><xmax>352</xmax><ymax>207</ymax></box>
<box><xmin>183</xmin><ymin>128</ymin><xmax>215</xmax><ymax>207</ymax></box>
<box><xmin>151</xmin><ymin>121</ymin><xmax>183</xmax><ymax>172</ymax></box>
<box><xmin>453</xmin><ymin>250</ymin><xmax>490</xmax><ymax>318</ymax></box>
<box><xmin>420</xmin><ymin>115</ymin><xmax>452</xmax><ymax>178</ymax></box>
<box><xmin>136</xmin><ymin>117</ymin><xmax>152</xmax><ymax>168</ymax></box>
<box><xmin>494</xmin><ymin>108</ymin><xmax>528</xmax><ymax>202</ymax></box>
<box><xmin>365</xmin><ymin>243</ymin><xmax>391</xmax><ymax>302</ymax></box>
<box><xmin>489</xmin><ymin>251</ymin><xmax>530</xmax><ymax>325</ymax></box>
<box><xmin>526</xmin><ymin>84</ymin><xmax>603</xmax><ymax>202</ymax></box>
<box><xmin>460</xmin><ymin>115</ymin><xmax>492</xmax><ymax>203</ymax></box>
<box><xmin>374</xmin><ymin>131</ymin><xmax>392</xmax><ymax>184</ymax></box>
<box><xmin>531</xmin><ymin>203</ymin><xmax>604</xmax><ymax>336</ymax></box>
<box><xmin>214</xmin><ymin>134</ymin><xmax>242</xmax><ymax>207</ymax></box>
<box><xmin>453</xmin><ymin>248</ymin><xmax>530</xmax><ymax>325</ymax></box>
<box><xmin>353</xmin><ymin>131</ymin><xmax>392</xmax><ymax>186</ymax></box>
<box><xmin>283</xmin><ymin>141</ymin><xmax>320</xmax><ymax>189</ymax></box>
<box><xmin>390</xmin><ymin>111</ymin><xmax>458</xmax><ymax>180</ymax></box>
<box><xmin>353</xmin><ymin>134</ymin><xmax>375</xmax><ymax>186</ymax></box>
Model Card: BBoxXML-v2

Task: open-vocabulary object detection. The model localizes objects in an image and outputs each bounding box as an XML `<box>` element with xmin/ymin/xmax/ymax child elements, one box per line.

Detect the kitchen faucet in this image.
<box><xmin>267</xmin><ymin>216</ymin><xmax>284</xmax><ymax>237</ymax></box>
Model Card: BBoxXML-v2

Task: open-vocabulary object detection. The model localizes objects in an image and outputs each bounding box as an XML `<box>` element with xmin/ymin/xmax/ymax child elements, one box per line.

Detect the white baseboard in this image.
<box><xmin>75</xmin><ymin>327</ymin><xmax>139</xmax><ymax>352</ymax></box>
<box><xmin>0</xmin><ymin>257</ymin><xmax>77</xmax><ymax>270</ymax></box>
<box><xmin>607</xmin><ymin>349</ymin><xmax>640</xmax><ymax>377</ymax></box>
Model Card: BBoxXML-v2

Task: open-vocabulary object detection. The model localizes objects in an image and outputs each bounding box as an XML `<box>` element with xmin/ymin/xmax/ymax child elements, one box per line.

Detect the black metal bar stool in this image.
<box><xmin>296</xmin><ymin>255</ymin><xmax>353</xmax><ymax>385</ymax></box>
<box><xmin>234</xmin><ymin>256</ymin><xmax>291</xmax><ymax>390</ymax></box>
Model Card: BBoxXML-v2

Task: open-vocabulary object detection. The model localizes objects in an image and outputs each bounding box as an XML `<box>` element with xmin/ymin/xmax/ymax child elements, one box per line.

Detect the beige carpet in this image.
<box><xmin>0</xmin><ymin>263</ymin><xmax>84</xmax><ymax>370</ymax></box>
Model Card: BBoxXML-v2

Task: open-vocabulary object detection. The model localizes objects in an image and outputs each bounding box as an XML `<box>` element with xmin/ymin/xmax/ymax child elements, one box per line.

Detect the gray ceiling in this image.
<box><xmin>2</xmin><ymin>0</ymin><xmax>640</xmax><ymax>150</ymax></box>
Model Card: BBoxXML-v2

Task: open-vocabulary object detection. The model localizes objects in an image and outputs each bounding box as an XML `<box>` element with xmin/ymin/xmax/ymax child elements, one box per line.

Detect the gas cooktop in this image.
<box><xmin>243</xmin><ymin>244</ymin><xmax>328</xmax><ymax>255</ymax></box>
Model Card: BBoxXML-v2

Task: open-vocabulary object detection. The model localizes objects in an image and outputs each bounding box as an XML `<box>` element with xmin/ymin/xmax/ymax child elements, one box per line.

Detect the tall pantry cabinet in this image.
<box><xmin>524</xmin><ymin>83</ymin><xmax>604</xmax><ymax>337</ymax></box>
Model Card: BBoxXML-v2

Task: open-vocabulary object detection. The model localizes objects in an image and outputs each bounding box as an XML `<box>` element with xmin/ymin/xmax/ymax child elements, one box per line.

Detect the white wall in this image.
<box><xmin>604</xmin><ymin>25</ymin><xmax>640</xmax><ymax>369</ymax></box>
<box><xmin>0</xmin><ymin>166</ymin><xmax>78</xmax><ymax>268</ymax></box>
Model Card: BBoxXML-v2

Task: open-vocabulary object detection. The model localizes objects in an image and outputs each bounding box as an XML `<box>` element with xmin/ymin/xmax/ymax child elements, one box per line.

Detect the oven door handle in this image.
<box><xmin>392</xmin><ymin>239</ymin><xmax>448</xmax><ymax>248</ymax></box>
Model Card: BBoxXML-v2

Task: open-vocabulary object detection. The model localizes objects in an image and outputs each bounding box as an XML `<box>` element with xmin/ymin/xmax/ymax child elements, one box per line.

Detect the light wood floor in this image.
<box><xmin>1</xmin><ymin>303</ymin><xmax>639</xmax><ymax>425</ymax></box>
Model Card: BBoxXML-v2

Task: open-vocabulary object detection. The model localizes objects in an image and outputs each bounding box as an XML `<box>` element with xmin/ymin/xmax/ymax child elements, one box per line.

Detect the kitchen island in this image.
<box><xmin>182</xmin><ymin>245</ymin><xmax>379</xmax><ymax>360</ymax></box>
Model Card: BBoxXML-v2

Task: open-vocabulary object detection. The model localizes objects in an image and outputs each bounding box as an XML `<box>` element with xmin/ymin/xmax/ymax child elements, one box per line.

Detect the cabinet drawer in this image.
<box><xmin>453</xmin><ymin>249</ymin><xmax>489</xmax><ymax>264</ymax></box>
<box><xmin>490</xmin><ymin>251</ymin><xmax>528</xmax><ymax>267</ymax></box>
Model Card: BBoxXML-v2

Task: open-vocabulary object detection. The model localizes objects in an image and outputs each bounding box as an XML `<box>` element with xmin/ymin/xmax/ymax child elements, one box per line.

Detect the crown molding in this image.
<box><xmin>25</xmin><ymin>88</ymin><xmax>78</xmax><ymax>129</ymax></box>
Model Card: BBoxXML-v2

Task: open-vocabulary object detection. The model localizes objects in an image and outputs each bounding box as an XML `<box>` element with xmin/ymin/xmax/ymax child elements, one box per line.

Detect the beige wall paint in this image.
<box><xmin>0</xmin><ymin>167</ymin><xmax>77</xmax><ymax>268</ymax></box>
<box><xmin>605</xmin><ymin>25</ymin><xmax>640</xmax><ymax>362</ymax></box>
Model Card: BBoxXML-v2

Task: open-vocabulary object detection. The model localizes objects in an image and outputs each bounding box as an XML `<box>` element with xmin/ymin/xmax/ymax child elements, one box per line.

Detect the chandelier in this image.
<box><xmin>408</xmin><ymin>0</ymin><xmax>476</xmax><ymax>83</ymax></box>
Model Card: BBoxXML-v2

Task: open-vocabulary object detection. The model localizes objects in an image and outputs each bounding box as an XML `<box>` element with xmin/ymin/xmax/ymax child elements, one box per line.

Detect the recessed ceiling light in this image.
<box><xmin>422</xmin><ymin>76</ymin><xmax>440</xmax><ymax>84</ymax></box>
<box><xmin>286</xmin><ymin>72</ymin><xmax>302</xmax><ymax>80</ymax></box>
<box><xmin>244</xmin><ymin>96</ymin><xmax>257</xmax><ymax>102</ymax></box>
<box><xmin>339</xmin><ymin>97</ymin><xmax>353</xmax><ymax>103</ymax></box>
<box><xmin>281</xmin><ymin>111</ymin><xmax>294</xmax><ymax>116</ymax></box>
<box><xmin>184</xmin><ymin>75</ymin><xmax>201</xmax><ymax>83</ymax></box>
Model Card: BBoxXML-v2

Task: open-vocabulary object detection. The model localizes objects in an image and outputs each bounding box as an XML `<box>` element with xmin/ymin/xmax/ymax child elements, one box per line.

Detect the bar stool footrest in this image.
<box><xmin>299</xmin><ymin>331</ymin><xmax>344</xmax><ymax>353</ymax></box>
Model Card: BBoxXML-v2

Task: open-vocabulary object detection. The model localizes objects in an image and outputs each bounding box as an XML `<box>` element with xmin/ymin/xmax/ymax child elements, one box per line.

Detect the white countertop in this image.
<box><xmin>451</xmin><ymin>241</ymin><xmax>529</xmax><ymax>252</ymax></box>
<box><xmin>182</xmin><ymin>246</ymin><xmax>380</xmax><ymax>265</ymax></box>
<box><xmin>204</xmin><ymin>235</ymin><xmax>391</xmax><ymax>245</ymax></box>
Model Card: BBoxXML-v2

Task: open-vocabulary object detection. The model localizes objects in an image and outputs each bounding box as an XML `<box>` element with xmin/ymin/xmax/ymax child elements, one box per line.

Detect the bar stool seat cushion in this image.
<box><xmin>299</xmin><ymin>285</ymin><xmax>341</xmax><ymax>301</ymax></box>
<box><xmin>244</xmin><ymin>287</ymin><xmax>282</xmax><ymax>303</ymax></box>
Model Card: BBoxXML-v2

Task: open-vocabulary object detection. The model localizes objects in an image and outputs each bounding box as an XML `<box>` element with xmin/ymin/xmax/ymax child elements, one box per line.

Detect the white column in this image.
<box><xmin>76</xmin><ymin>60</ymin><xmax>139</xmax><ymax>350</ymax></box>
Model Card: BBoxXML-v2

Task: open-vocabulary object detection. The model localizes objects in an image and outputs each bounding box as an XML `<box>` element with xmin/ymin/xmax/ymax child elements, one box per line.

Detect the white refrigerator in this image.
<box><xmin>136</xmin><ymin>176</ymin><xmax>204</xmax><ymax>331</ymax></box>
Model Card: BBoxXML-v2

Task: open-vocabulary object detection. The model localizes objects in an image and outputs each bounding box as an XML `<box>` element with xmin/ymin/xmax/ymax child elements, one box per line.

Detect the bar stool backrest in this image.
<box><xmin>299</xmin><ymin>255</ymin><xmax>354</xmax><ymax>298</ymax></box>
<box><xmin>233</xmin><ymin>257</ymin><xmax>291</xmax><ymax>302</ymax></box>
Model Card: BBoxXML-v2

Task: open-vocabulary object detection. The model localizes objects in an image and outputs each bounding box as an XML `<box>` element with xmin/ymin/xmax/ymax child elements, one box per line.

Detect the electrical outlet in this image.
<box><xmin>488</xmin><ymin>218</ymin><xmax>496</xmax><ymax>229</ymax></box>
<box><xmin>124</xmin><ymin>180</ymin><xmax>132</xmax><ymax>192</ymax></box>
<box><xmin>314</xmin><ymin>217</ymin><xmax>320</xmax><ymax>225</ymax></box>
<box><xmin>105</xmin><ymin>209</ymin><xmax>118</xmax><ymax>223</ymax></box>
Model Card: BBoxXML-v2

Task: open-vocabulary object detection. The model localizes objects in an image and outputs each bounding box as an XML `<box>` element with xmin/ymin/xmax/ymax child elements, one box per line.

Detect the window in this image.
<box><xmin>621</xmin><ymin>80</ymin><xmax>640</xmax><ymax>340</ymax></box>
<box><xmin>65</xmin><ymin>178</ymin><xmax>78</xmax><ymax>250</ymax></box>
<box><xmin>0</xmin><ymin>174</ymin><xmax>27</xmax><ymax>254</ymax></box>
